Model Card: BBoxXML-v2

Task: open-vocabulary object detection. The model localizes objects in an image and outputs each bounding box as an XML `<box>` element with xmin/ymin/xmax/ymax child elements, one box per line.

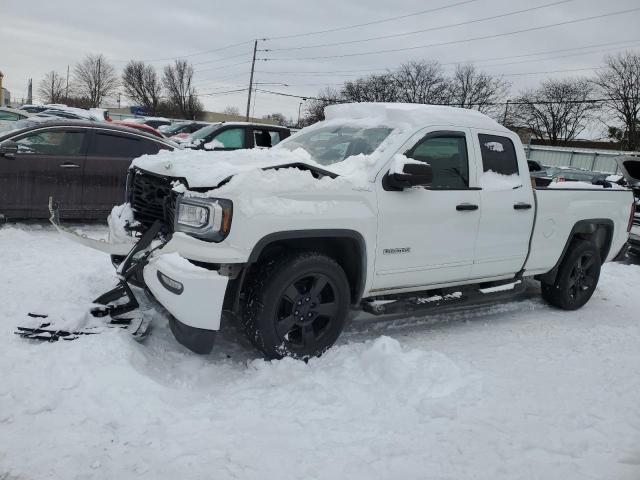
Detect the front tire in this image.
<box><xmin>243</xmin><ymin>252</ymin><xmax>350</xmax><ymax>359</ymax></box>
<box><xmin>541</xmin><ymin>239</ymin><xmax>601</xmax><ymax>310</ymax></box>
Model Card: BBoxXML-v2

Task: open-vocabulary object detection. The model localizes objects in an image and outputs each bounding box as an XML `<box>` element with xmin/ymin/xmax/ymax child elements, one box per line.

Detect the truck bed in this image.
<box><xmin>524</xmin><ymin>187</ymin><xmax>633</xmax><ymax>276</ymax></box>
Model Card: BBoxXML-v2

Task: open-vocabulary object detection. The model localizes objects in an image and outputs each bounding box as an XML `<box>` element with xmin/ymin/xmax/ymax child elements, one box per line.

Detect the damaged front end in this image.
<box><xmin>42</xmin><ymin>195</ymin><xmax>230</xmax><ymax>354</ymax></box>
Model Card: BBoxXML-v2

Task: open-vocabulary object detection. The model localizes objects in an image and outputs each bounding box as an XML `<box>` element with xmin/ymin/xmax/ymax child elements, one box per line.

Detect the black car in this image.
<box><xmin>0</xmin><ymin>118</ymin><xmax>176</xmax><ymax>220</ymax></box>
<box><xmin>184</xmin><ymin>122</ymin><xmax>291</xmax><ymax>150</ymax></box>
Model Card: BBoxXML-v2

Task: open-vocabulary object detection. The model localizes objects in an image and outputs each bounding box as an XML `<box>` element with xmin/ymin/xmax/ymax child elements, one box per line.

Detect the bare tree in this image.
<box><xmin>121</xmin><ymin>61</ymin><xmax>162</xmax><ymax>115</ymax></box>
<box><xmin>223</xmin><ymin>106</ymin><xmax>240</xmax><ymax>116</ymax></box>
<box><xmin>447</xmin><ymin>64</ymin><xmax>509</xmax><ymax>114</ymax></box>
<box><xmin>513</xmin><ymin>78</ymin><xmax>599</xmax><ymax>144</ymax></box>
<box><xmin>73</xmin><ymin>54</ymin><xmax>118</xmax><ymax>107</ymax></box>
<box><xmin>341</xmin><ymin>73</ymin><xmax>398</xmax><ymax>102</ymax></box>
<box><xmin>262</xmin><ymin>112</ymin><xmax>287</xmax><ymax>126</ymax></box>
<box><xmin>393</xmin><ymin>60</ymin><xmax>448</xmax><ymax>104</ymax></box>
<box><xmin>38</xmin><ymin>71</ymin><xmax>65</xmax><ymax>104</ymax></box>
<box><xmin>302</xmin><ymin>87</ymin><xmax>343</xmax><ymax>125</ymax></box>
<box><xmin>592</xmin><ymin>51</ymin><xmax>640</xmax><ymax>150</ymax></box>
<box><xmin>163</xmin><ymin>60</ymin><xmax>203</xmax><ymax>119</ymax></box>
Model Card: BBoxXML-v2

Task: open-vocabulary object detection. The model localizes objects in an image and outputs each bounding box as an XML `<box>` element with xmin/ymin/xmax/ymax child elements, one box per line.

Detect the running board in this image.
<box><xmin>362</xmin><ymin>280</ymin><xmax>524</xmax><ymax>316</ymax></box>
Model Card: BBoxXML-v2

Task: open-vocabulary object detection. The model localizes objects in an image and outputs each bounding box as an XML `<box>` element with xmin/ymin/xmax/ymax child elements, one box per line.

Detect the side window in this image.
<box><xmin>0</xmin><ymin>111</ymin><xmax>19</xmax><ymax>121</ymax></box>
<box><xmin>140</xmin><ymin>139</ymin><xmax>162</xmax><ymax>155</ymax></box>
<box><xmin>478</xmin><ymin>134</ymin><xmax>518</xmax><ymax>175</ymax></box>
<box><xmin>15</xmin><ymin>130</ymin><xmax>86</xmax><ymax>156</ymax></box>
<box><xmin>407</xmin><ymin>134</ymin><xmax>469</xmax><ymax>189</ymax></box>
<box><xmin>212</xmin><ymin>128</ymin><xmax>244</xmax><ymax>149</ymax></box>
<box><xmin>269</xmin><ymin>130</ymin><xmax>282</xmax><ymax>146</ymax></box>
<box><xmin>91</xmin><ymin>132</ymin><xmax>143</xmax><ymax>158</ymax></box>
<box><xmin>253</xmin><ymin>129</ymin><xmax>275</xmax><ymax>148</ymax></box>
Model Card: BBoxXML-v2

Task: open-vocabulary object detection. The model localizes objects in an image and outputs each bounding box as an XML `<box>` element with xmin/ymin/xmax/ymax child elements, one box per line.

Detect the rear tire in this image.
<box><xmin>541</xmin><ymin>239</ymin><xmax>601</xmax><ymax>310</ymax></box>
<box><xmin>242</xmin><ymin>252</ymin><xmax>350</xmax><ymax>360</ymax></box>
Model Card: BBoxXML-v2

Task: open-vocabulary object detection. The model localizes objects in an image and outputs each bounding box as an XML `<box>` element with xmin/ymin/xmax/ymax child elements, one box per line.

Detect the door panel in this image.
<box><xmin>83</xmin><ymin>130</ymin><xmax>152</xmax><ymax>213</ymax></box>
<box><xmin>2</xmin><ymin>128</ymin><xmax>87</xmax><ymax>218</ymax></box>
<box><xmin>373</xmin><ymin>128</ymin><xmax>481</xmax><ymax>292</ymax></box>
<box><xmin>471</xmin><ymin>131</ymin><xmax>535</xmax><ymax>277</ymax></box>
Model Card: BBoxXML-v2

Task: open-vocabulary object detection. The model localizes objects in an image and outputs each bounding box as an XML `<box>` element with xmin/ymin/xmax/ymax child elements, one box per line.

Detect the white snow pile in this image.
<box><xmin>2</xmin><ymin>225</ymin><xmax>640</xmax><ymax>479</ymax></box>
<box><xmin>389</xmin><ymin>153</ymin><xmax>426</xmax><ymax>174</ymax></box>
<box><xmin>479</xmin><ymin>170</ymin><xmax>522</xmax><ymax>190</ymax></box>
<box><xmin>325</xmin><ymin>102</ymin><xmax>508</xmax><ymax>132</ymax></box>
<box><xmin>132</xmin><ymin>147</ymin><xmax>318</xmax><ymax>188</ymax></box>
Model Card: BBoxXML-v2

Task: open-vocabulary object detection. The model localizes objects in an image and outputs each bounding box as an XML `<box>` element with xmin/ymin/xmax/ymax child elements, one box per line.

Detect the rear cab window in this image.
<box><xmin>478</xmin><ymin>134</ymin><xmax>519</xmax><ymax>176</ymax></box>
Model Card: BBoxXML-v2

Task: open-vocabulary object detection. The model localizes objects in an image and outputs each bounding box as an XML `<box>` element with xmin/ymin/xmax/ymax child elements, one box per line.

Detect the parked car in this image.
<box><xmin>551</xmin><ymin>169</ymin><xmax>610</xmax><ymax>184</ymax></box>
<box><xmin>183</xmin><ymin>122</ymin><xmax>291</xmax><ymax>150</ymax></box>
<box><xmin>160</xmin><ymin>121</ymin><xmax>210</xmax><ymax>142</ymax></box>
<box><xmin>0</xmin><ymin>119</ymin><xmax>175</xmax><ymax>220</ymax></box>
<box><xmin>616</xmin><ymin>155</ymin><xmax>640</xmax><ymax>255</ymax></box>
<box><xmin>131</xmin><ymin>117</ymin><xmax>172</xmax><ymax>129</ymax></box>
<box><xmin>19</xmin><ymin>104</ymin><xmax>49</xmax><ymax>113</ymax></box>
<box><xmin>58</xmin><ymin>103</ymin><xmax>634</xmax><ymax>357</ymax></box>
<box><xmin>0</xmin><ymin>107</ymin><xmax>32</xmax><ymax>125</ymax></box>
<box><xmin>36</xmin><ymin>106</ymin><xmax>106</xmax><ymax>121</ymax></box>
<box><xmin>527</xmin><ymin>159</ymin><xmax>552</xmax><ymax>187</ymax></box>
<box><xmin>112</xmin><ymin>120</ymin><xmax>166</xmax><ymax>139</ymax></box>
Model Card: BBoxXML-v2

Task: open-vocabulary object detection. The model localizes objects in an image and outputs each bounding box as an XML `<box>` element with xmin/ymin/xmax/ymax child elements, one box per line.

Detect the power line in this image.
<box><xmin>264</xmin><ymin>0</ymin><xmax>480</xmax><ymax>41</ymax></box>
<box><xmin>111</xmin><ymin>39</ymin><xmax>254</xmax><ymax>64</ymax></box>
<box><xmin>194</xmin><ymin>60</ymin><xmax>252</xmax><ymax>73</ymax></box>
<box><xmin>192</xmin><ymin>51</ymin><xmax>252</xmax><ymax>67</ymax></box>
<box><xmin>265</xmin><ymin>0</ymin><xmax>573</xmax><ymax>52</ymax></box>
<box><xmin>264</xmin><ymin>7</ymin><xmax>640</xmax><ymax>61</ymax></box>
<box><xmin>255</xmin><ymin>87</ymin><xmax>633</xmax><ymax>107</ymax></box>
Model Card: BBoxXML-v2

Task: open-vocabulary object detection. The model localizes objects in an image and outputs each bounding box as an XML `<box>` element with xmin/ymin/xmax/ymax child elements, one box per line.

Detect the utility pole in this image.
<box><xmin>245</xmin><ymin>39</ymin><xmax>258</xmax><ymax>122</ymax></box>
<box><xmin>65</xmin><ymin>65</ymin><xmax>69</xmax><ymax>103</ymax></box>
<box><xmin>502</xmin><ymin>99</ymin><xmax>510</xmax><ymax>125</ymax></box>
<box><xmin>96</xmin><ymin>56</ymin><xmax>101</xmax><ymax>107</ymax></box>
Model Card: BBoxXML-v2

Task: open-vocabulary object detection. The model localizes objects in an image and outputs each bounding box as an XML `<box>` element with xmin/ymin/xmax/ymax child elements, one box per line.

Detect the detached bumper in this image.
<box><xmin>143</xmin><ymin>253</ymin><xmax>229</xmax><ymax>353</ymax></box>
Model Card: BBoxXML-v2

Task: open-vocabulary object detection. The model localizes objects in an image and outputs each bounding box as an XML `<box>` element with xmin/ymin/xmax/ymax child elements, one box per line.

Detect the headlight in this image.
<box><xmin>175</xmin><ymin>196</ymin><xmax>232</xmax><ymax>242</ymax></box>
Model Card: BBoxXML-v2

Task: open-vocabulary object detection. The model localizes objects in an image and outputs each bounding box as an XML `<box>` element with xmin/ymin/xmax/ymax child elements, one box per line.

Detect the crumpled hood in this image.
<box><xmin>131</xmin><ymin>147</ymin><xmax>319</xmax><ymax>189</ymax></box>
<box><xmin>615</xmin><ymin>155</ymin><xmax>640</xmax><ymax>188</ymax></box>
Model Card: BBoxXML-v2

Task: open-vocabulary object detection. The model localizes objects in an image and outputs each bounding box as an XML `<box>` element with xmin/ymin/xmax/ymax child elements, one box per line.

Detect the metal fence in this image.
<box><xmin>523</xmin><ymin>144</ymin><xmax>637</xmax><ymax>174</ymax></box>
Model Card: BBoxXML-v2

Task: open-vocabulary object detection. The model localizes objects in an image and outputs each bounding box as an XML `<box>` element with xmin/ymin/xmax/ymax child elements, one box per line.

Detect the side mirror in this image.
<box><xmin>383</xmin><ymin>162</ymin><xmax>433</xmax><ymax>190</ymax></box>
<box><xmin>0</xmin><ymin>140</ymin><xmax>18</xmax><ymax>159</ymax></box>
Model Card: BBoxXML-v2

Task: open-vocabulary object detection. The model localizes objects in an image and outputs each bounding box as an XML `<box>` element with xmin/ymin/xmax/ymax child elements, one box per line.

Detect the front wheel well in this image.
<box><xmin>244</xmin><ymin>232</ymin><xmax>366</xmax><ymax>306</ymax></box>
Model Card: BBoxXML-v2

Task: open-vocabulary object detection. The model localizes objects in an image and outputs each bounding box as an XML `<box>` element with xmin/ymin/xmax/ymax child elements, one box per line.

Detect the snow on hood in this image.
<box><xmin>615</xmin><ymin>155</ymin><xmax>640</xmax><ymax>187</ymax></box>
<box><xmin>132</xmin><ymin>148</ymin><xmax>319</xmax><ymax>188</ymax></box>
<box><xmin>131</xmin><ymin>145</ymin><xmax>377</xmax><ymax>191</ymax></box>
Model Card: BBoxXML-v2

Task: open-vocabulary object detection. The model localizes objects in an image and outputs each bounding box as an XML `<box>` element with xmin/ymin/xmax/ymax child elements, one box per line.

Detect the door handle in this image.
<box><xmin>59</xmin><ymin>163</ymin><xmax>80</xmax><ymax>168</ymax></box>
<box><xmin>456</xmin><ymin>203</ymin><xmax>479</xmax><ymax>211</ymax></box>
<box><xmin>513</xmin><ymin>203</ymin><xmax>532</xmax><ymax>210</ymax></box>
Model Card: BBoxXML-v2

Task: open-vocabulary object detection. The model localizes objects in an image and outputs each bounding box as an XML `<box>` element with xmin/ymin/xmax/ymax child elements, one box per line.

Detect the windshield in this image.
<box><xmin>277</xmin><ymin>124</ymin><xmax>393</xmax><ymax>166</ymax></box>
<box><xmin>188</xmin><ymin>123</ymin><xmax>222</xmax><ymax>142</ymax></box>
<box><xmin>163</xmin><ymin>122</ymin><xmax>191</xmax><ymax>135</ymax></box>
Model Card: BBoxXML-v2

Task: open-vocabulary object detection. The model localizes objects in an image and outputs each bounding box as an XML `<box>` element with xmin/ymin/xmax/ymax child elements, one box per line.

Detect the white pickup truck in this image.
<box><xmin>55</xmin><ymin>103</ymin><xmax>635</xmax><ymax>358</ymax></box>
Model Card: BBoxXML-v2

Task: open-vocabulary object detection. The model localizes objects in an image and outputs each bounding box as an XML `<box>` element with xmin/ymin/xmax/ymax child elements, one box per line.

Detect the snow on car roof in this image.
<box><xmin>325</xmin><ymin>102</ymin><xmax>509</xmax><ymax>132</ymax></box>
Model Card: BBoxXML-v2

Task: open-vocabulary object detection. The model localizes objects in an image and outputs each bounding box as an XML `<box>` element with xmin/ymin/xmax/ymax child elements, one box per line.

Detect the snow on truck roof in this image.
<box><xmin>325</xmin><ymin>103</ymin><xmax>509</xmax><ymax>132</ymax></box>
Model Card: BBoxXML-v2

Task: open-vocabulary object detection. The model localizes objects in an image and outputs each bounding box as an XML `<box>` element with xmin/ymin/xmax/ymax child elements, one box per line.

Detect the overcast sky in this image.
<box><xmin>2</xmin><ymin>0</ymin><xmax>640</xmax><ymax>125</ymax></box>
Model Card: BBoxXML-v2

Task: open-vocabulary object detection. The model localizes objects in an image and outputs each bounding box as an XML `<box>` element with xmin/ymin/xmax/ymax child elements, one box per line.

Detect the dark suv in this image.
<box><xmin>0</xmin><ymin>119</ymin><xmax>175</xmax><ymax>220</ymax></box>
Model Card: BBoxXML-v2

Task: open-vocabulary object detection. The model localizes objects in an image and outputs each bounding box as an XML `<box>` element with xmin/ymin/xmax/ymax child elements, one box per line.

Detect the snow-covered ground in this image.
<box><xmin>1</xmin><ymin>224</ymin><xmax>639</xmax><ymax>480</ymax></box>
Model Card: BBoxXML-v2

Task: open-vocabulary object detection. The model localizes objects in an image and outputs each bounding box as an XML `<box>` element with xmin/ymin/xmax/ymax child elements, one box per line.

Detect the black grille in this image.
<box><xmin>128</xmin><ymin>169</ymin><xmax>177</xmax><ymax>232</ymax></box>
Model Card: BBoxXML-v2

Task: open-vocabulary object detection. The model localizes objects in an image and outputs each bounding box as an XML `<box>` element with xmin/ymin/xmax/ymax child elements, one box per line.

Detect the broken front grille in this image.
<box><xmin>127</xmin><ymin>168</ymin><xmax>178</xmax><ymax>232</ymax></box>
